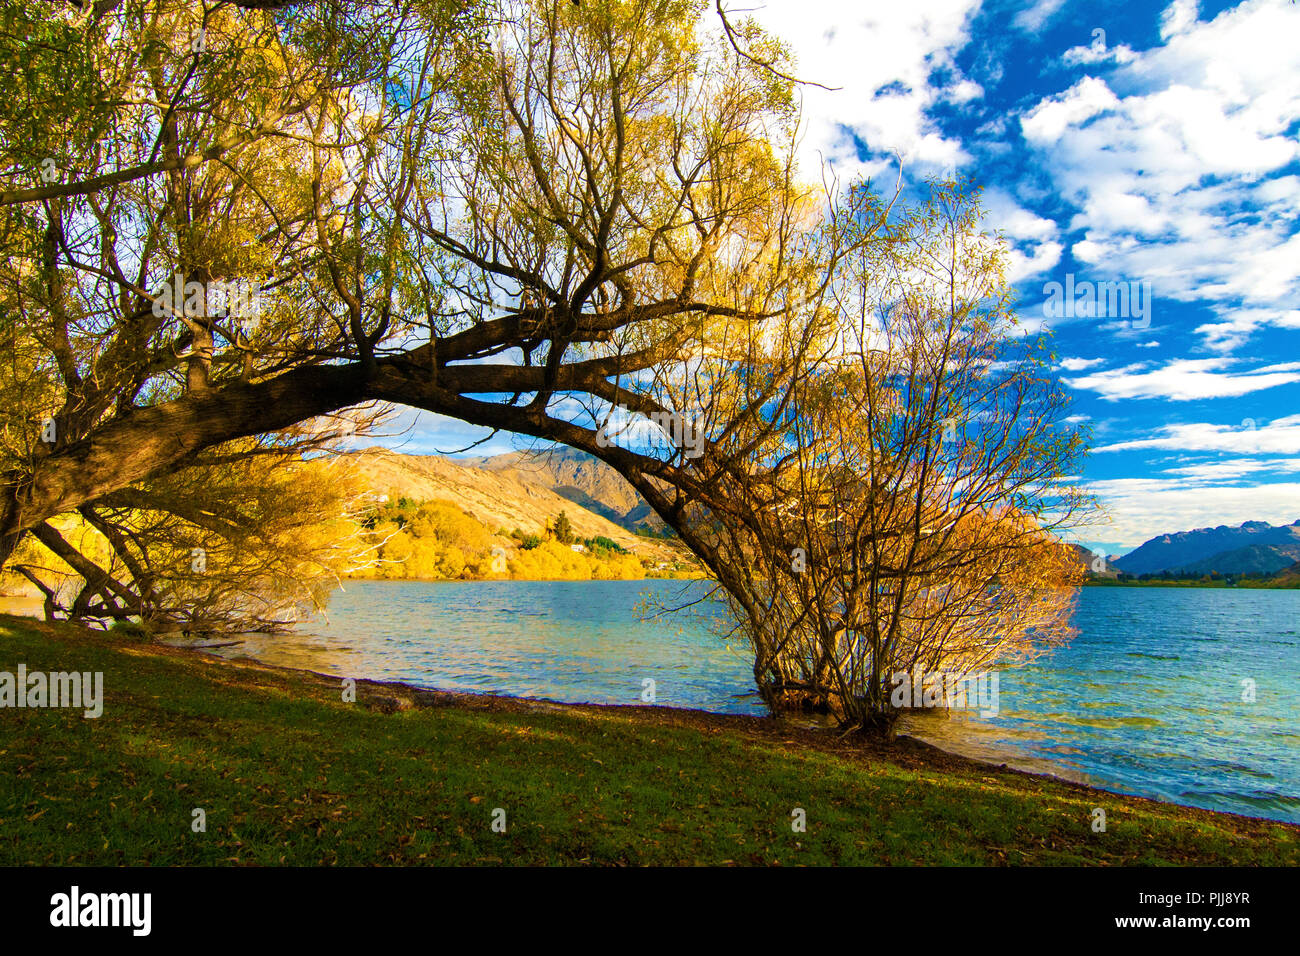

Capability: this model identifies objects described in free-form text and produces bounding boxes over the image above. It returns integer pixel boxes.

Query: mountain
[1271,560,1300,586]
[461,448,669,532]
[343,447,679,559]
[1111,519,1300,576]
[1176,542,1300,576]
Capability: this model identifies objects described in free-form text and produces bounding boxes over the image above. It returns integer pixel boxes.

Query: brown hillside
[345,448,680,559]
[464,448,668,531]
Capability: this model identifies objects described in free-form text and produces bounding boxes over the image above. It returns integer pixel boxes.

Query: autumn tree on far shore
[552,510,574,545]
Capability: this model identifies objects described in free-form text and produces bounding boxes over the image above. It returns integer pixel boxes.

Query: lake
[206,579,1300,824]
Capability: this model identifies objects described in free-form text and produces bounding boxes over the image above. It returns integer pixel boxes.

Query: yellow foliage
[507,540,646,581]
[355,500,648,581]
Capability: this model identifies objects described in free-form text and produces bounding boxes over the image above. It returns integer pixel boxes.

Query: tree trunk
[0,363,368,564]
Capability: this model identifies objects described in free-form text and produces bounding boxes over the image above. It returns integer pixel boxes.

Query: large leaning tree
[0,0,840,558]
[1,0,1089,727]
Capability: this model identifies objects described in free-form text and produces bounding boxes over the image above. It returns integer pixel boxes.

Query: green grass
[2,613,1297,866]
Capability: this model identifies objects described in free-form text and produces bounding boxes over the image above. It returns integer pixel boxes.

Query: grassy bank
[2,614,1296,866]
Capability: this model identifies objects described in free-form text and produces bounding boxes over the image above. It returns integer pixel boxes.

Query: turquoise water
[932,586,1300,824]
[216,579,758,712]
[212,579,1300,824]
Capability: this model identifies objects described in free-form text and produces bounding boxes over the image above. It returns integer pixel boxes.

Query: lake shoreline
[4,612,1297,865]
[6,580,1298,828]
[171,630,1284,831]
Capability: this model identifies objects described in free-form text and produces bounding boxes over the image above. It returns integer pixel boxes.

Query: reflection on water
[4,580,1297,823]
[894,711,1100,785]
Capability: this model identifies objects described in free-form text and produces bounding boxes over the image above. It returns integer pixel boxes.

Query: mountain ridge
[1111,518,1300,576]
[349,449,1298,578]
[459,448,669,533]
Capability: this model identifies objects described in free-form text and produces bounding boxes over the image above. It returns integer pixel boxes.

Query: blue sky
[374,0,1300,555]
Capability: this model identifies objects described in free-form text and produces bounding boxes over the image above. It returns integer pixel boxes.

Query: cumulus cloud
[1020,0,1300,351]
[1020,77,1122,144]
[745,0,983,183]
[1159,0,1200,39]
[1062,37,1138,67]
[980,188,1064,280]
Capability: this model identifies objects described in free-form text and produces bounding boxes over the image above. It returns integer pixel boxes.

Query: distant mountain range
[1110,519,1300,576]
[347,450,1300,579]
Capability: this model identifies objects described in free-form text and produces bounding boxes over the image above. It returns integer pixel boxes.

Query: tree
[665,184,1091,733]
[0,0,831,568]
[7,432,381,631]
[0,0,1094,735]
[553,510,573,545]
[0,0,476,562]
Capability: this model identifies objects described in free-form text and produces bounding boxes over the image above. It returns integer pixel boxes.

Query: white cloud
[1004,240,1064,282]
[1020,77,1121,144]
[1162,458,1300,480]
[373,408,531,458]
[745,0,983,183]
[983,188,1058,241]
[1010,310,1051,336]
[1081,476,1300,548]
[1159,0,1200,40]
[1065,358,1300,401]
[1195,308,1300,353]
[1021,0,1300,351]
[1059,356,1105,371]
[1062,39,1138,67]
[1014,0,1068,32]
[980,188,1063,280]
[1094,414,1300,453]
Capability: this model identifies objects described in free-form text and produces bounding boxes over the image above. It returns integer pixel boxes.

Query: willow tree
[0,0,847,564]
[668,184,1091,734]
[0,0,473,569]
[1,0,1090,728]
[5,431,380,631]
